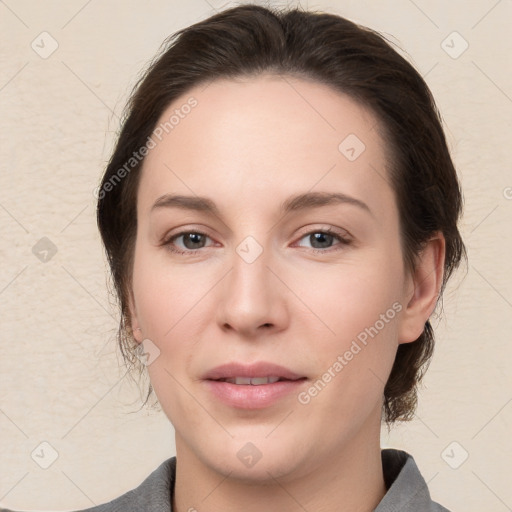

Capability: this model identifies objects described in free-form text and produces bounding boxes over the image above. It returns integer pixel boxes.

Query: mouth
[202,362,307,409]
[203,361,306,382]
[215,376,298,385]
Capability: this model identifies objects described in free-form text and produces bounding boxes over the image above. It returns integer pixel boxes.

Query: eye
[295,228,351,253]
[163,230,214,255]
[162,227,352,256]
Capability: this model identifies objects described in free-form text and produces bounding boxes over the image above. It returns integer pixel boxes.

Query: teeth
[223,376,281,385]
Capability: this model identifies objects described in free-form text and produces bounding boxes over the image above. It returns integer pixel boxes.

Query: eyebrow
[151,191,373,217]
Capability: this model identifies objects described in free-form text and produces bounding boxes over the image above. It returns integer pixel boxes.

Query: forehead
[137,74,394,220]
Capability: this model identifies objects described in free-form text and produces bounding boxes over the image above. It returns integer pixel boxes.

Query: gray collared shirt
[0,449,450,511]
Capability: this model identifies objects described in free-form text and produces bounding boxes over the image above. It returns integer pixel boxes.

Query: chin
[191,429,313,483]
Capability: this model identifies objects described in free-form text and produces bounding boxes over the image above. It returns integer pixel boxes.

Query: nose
[216,242,289,339]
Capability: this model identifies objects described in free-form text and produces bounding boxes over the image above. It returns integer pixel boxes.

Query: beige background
[0,0,511,510]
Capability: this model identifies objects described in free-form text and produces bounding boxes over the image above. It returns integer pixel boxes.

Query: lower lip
[204,379,307,409]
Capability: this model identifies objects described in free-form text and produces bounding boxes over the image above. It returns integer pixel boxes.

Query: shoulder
[1,452,450,512]
[376,449,451,512]
[0,458,176,512]
[75,457,176,512]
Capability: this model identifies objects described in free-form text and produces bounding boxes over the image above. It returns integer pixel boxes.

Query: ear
[398,233,446,344]
[127,289,143,344]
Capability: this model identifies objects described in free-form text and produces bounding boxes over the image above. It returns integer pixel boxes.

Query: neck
[172,416,386,512]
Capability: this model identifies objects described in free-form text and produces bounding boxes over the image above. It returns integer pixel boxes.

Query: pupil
[311,233,332,249]
[185,233,204,249]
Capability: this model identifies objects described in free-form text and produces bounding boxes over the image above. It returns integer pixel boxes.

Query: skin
[128,74,445,512]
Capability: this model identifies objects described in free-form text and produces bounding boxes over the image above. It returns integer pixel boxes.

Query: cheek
[130,246,216,401]
[300,252,405,389]
[131,235,405,350]
[130,235,405,448]
[303,255,404,337]
[297,263,403,417]
[131,247,204,415]
[131,245,207,339]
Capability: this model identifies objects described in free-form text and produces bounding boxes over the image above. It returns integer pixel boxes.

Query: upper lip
[203,362,305,381]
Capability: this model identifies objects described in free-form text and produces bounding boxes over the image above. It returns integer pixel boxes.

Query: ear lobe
[398,233,446,344]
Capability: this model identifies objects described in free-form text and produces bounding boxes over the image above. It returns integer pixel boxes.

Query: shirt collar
[94,448,447,511]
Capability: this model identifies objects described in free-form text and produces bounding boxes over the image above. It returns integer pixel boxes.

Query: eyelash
[162,228,352,256]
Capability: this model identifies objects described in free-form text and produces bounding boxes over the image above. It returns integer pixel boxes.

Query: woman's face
[129,74,425,481]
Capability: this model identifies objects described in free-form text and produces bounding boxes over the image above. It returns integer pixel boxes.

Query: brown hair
[96,4,466,423]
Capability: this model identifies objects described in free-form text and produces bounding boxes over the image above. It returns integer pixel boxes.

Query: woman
[66,4,465,511]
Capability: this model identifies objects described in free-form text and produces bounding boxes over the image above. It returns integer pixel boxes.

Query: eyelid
[162,224,213,242]
[295,224,352,240]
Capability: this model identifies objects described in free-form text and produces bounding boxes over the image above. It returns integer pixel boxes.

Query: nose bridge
[231,234,273,311]
[216,233,286,334]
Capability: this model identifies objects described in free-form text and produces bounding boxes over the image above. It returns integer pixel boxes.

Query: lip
[204,379,307,409]
[203,361,304,381]
[202,362,307,409]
